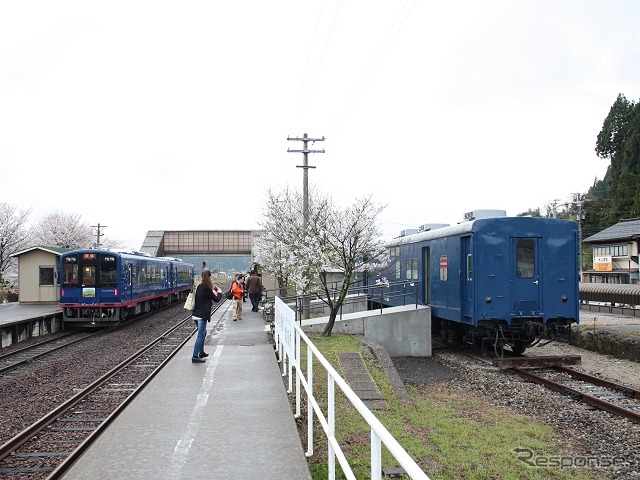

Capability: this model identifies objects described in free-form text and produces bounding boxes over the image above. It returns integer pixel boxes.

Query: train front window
[82,266,96,285]
[516,239,535,278]
[62,255,79,287]
[100,255,118,286]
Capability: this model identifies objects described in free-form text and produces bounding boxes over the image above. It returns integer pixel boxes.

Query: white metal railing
[274,296,430,480]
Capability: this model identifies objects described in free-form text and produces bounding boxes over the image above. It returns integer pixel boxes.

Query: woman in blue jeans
[191,268,222,363]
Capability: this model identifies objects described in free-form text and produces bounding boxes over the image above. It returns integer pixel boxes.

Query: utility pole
[550,199,560,219]
[92,223,106,248]
[287,133,325,320]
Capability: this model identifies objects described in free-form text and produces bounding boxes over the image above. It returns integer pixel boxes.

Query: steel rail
[509,367,640,424]
[0,330,105,376]
[554,366,640,399]
[0,316,195,467]
[0,331,80,360]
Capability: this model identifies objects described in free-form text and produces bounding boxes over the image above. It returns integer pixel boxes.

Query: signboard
[593,255,612,272]
[439,256,448,281]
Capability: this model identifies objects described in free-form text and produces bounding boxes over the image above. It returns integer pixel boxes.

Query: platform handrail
[262,278,420,323]
[274,296,429,480]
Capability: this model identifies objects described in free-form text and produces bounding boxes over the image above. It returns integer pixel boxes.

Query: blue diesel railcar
[59,249,194,327]
[382,216,579,353]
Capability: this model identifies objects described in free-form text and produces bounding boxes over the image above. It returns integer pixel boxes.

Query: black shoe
[199,352,209,358]
[192,357,205,363]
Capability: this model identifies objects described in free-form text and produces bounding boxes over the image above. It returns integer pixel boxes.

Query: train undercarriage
[433,317,575,355]
[62,296,175,327]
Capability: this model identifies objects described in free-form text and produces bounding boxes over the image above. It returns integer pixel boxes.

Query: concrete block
[300,305,431,357]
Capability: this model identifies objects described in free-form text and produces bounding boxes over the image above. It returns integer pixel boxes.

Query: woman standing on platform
[192,268,223,363]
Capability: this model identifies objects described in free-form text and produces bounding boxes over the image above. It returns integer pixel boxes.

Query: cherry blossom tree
[29,211,95,249]
[254,187,330,298]
[0,202,31,282]
[255,186,389,336]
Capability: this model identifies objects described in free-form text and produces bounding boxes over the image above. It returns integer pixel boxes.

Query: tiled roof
[10,246,72,257]
[583,218,640,244]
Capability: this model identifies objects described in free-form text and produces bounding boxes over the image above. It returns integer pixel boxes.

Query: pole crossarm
[287,136,325,142]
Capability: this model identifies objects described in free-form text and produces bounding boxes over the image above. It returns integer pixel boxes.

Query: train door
[461,235,472,322]
[125,264,133,300]
[511,237,541,315]
[422,246,430,304]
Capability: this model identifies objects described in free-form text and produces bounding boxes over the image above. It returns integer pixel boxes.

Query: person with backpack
[231,273,245,321]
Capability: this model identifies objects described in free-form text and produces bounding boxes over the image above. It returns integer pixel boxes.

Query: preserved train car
[382,215,579,353]
[59,249,194,327]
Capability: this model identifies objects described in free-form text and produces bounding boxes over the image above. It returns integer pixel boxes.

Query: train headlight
[561,295,568,302]
[485,297,492,304]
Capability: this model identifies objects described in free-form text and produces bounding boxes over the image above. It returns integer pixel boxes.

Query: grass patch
[291,334,599,480]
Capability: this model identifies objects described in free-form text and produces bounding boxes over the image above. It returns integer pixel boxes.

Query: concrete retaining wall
[300,305,432,357]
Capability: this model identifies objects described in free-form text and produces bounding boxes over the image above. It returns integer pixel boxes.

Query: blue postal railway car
[59,249,194,327]
[382,216,579,354]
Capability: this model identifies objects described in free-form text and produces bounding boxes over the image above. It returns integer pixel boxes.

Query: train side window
[516,239,535,278]
[136,266,145,284]
[395,260,400,279]
[466,254,472,281]
[406,258,418,280]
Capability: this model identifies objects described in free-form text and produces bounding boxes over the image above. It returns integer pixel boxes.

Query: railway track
[499,361,640,425]
[437,340,640,425]
[0,304,221,479]
[0,330,104,376]
[0,299,202,377]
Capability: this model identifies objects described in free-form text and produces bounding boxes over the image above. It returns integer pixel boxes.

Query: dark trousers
[249,292,261,311]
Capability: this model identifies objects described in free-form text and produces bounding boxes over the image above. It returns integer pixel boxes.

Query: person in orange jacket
[231,273,244,321]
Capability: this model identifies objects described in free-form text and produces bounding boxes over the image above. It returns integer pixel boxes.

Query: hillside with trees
[517,93,640,270]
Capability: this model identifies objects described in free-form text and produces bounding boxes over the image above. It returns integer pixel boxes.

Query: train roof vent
[463,209,507,221]
[399,228,419,237]
[418,223,450,232]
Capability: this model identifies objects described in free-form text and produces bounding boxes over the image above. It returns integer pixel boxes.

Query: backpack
[225,283,235,300]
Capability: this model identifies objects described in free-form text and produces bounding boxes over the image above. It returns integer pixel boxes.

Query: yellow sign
[594,263,611,271]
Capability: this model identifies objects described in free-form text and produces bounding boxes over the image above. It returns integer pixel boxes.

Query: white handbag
[184,289,196,311]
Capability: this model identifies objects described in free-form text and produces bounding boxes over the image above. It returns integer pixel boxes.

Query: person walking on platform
[231,273,244,321]
[245,270,263,312]
[192,268,223,363]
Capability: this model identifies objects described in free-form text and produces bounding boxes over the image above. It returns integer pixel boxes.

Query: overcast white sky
[1,1,638,250]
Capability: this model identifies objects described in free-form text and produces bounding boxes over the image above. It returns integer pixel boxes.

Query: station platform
[61,301,312,480]
[0,302,63,347]
[0,302,61,327]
